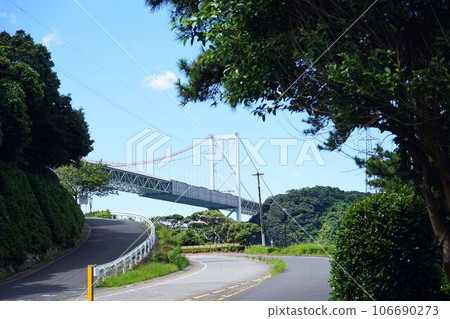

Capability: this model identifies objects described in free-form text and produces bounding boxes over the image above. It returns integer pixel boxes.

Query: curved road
[95,254,272,301]
[94,254,330,301]
[228,255,331,301]
[0,217,331,301]
[0,218,147,301]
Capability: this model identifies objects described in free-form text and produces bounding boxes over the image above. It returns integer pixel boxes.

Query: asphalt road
[94,254,330,301]
[94,254,272,301]
[0,218,147,301]
[228,255,331,301]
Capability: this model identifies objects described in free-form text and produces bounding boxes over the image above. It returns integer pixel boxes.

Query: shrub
[168,247,189,270]
[27,173,84,248]
[151,224,181,263]
[85,210,115,219]
[244,244,332,256]
[330,187,442,300]
[0,162,84,269]
[181,244,245,253]
[0,162,52,267]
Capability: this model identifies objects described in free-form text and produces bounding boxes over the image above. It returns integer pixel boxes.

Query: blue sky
[0,0,394,220]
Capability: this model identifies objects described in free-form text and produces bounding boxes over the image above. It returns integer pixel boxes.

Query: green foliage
[176,228,204,246]
[243,245,277,255]
[356,147,413,192]
[226,222,261,246]
[244,243,333,256]
[155,214,185,229]
[183,210,234,243]
[330,187,442,300]
[0,30,89,275]
[0,162,84,268]
[180,244,245,253]
[147,0,449,162]
[96,262,179,287]
[155,211,260,246]
[167,247,189,270]
[151,224,188,271]
[0,162,51,266]
[250,186,366,246]
[85,210,115,219]
[56,160,116,202]
[148,1,450,281]
[247,256,287,277]
[317,203,348,245]
[0,30,92,166]
[0,79,31,162]
[151,223,181,263]
[27,172,84,248]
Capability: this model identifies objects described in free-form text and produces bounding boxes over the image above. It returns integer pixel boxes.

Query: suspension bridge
[89,133,261,221]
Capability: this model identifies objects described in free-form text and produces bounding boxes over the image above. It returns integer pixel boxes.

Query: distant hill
[250,186,367,246]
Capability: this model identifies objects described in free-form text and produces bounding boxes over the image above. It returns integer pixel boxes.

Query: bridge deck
[107,167,258,215]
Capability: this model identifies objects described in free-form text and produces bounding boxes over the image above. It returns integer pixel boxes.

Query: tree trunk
[439,177,450,282]
[419,168,450,283]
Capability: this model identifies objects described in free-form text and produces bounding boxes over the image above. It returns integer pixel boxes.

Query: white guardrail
[93,211,156,282]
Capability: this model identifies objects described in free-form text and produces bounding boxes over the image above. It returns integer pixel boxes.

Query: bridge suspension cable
[105,135,213,168]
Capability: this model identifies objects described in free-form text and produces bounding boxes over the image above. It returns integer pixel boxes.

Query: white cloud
[0,12,17,25]
[142,71,177,90]
[42,30,63,48]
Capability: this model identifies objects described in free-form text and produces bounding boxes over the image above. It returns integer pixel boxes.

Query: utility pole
[253,172,266,246]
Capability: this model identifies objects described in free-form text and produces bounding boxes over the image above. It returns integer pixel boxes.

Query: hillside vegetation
[250,186,367,246]
[0,163,84,278]
[0,31,91,279]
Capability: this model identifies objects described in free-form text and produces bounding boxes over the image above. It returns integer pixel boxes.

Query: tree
[176,228,205,246]
[0,30,92,167]
[250,186,366,246]
[330,187,442,300]
[317,202,349,245]
[356,146,413,192]
[147,0,450,280]
[155,214,185,229]
[56,160,116,211]
[183,210,233,243]
[226,222,260,246]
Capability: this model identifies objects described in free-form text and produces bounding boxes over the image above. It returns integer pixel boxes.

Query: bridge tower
[208,133,242,222]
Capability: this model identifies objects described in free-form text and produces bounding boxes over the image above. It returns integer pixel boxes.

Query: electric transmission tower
[358,128,379,193]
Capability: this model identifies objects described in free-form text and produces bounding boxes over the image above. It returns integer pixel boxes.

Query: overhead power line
[71,0,200,126]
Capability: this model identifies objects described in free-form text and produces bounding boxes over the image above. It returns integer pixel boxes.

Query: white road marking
[95,259,208,300]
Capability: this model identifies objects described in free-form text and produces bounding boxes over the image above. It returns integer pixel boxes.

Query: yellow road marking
[186,275,271,301]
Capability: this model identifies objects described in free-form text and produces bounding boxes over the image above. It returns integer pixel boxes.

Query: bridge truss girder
[107,168,171,195]
[106,167,258,216]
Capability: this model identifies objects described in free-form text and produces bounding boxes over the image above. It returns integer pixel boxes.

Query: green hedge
[27,172,84,248]
[85,210,115,219]
[181,245,245,253]
[244,243,333,256]
[330,187,442,300]
[0,162,84,269]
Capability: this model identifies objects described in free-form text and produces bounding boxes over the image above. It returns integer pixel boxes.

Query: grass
[247,256,287,276]
[244,243,333,256]
[96,262,180,287]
